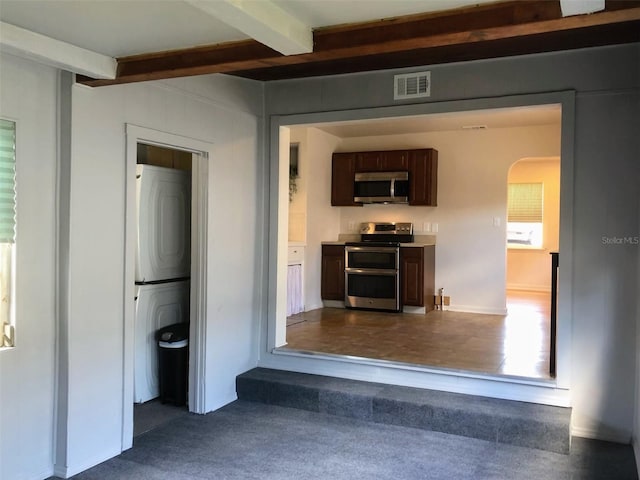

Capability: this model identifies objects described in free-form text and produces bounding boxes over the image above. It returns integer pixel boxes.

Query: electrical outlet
[348,221,355,232]
[432,223,438,233]
[434,295,451,306]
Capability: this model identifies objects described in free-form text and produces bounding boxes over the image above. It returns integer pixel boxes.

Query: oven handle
[345,268,397,276]
[345,246,399,253]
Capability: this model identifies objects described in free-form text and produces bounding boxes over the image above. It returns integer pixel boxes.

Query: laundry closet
[134,144,192,405]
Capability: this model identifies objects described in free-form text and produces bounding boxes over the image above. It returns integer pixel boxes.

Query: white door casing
[124,124,211,450]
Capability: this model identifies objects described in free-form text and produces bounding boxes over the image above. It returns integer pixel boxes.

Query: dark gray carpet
[60,400,636,480]
[237,367,571,453]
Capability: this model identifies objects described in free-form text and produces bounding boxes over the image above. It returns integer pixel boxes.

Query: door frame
[123,124,211,449]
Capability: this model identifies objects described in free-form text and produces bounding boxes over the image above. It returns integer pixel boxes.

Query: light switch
[422,222,431,232]
[432,223,438,233]
[493,217,501,227]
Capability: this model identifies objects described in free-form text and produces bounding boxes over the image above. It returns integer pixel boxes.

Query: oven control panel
[359,222,413,235]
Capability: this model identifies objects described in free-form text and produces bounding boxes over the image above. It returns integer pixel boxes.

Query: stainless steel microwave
[354,171,409,204]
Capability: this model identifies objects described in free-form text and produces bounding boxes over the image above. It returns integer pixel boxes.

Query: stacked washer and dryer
[134,164,191,404]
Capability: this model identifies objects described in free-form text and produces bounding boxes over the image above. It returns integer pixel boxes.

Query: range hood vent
[394,71,431,100]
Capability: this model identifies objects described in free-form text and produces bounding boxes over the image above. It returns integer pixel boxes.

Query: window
[0,119,16,347]
[507,182,543,248]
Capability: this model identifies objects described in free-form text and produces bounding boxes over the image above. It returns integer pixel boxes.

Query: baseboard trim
[571,425,632,444]
[507,284,552,292]
[403,305,426,314]
[55,446,121,478]
[305,302,324,311]
[322,300,345,309]
[205,392,238,415]
[447,304,508,315]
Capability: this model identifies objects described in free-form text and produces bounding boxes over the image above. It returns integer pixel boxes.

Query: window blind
[507,183,543,223]
[0,119,16,244]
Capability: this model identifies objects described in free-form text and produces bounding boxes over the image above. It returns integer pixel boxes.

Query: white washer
[134,280,190,403]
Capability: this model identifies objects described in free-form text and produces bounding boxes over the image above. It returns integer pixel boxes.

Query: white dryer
[135,164,191,282]
[134,280,190,404]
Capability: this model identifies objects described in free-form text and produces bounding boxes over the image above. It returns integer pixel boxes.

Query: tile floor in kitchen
[284,290,552,379]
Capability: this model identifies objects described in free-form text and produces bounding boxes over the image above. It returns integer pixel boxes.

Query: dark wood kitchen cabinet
[321,245,345,301]
[408,149,438,206]
[331,149,437,206]
[381,150,409,171]
[355,150,409,172]
[331,153,360,206]
[401,245,435,311]
[355,151,382,172]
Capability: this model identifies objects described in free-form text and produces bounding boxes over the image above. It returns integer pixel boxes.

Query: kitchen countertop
[322,234,436,247]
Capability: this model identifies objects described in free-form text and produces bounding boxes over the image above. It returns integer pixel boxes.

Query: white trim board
[263,90,576,410]
[507,284,552,292]
[264,350,569,407]
[447,305,508,315]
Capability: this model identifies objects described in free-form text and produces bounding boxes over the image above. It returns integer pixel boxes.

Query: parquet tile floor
[284,290,552,379]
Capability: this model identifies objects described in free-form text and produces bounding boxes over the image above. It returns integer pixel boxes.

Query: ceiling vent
[394,71,431,100]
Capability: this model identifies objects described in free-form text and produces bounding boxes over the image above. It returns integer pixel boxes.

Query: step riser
[237,369,570,455]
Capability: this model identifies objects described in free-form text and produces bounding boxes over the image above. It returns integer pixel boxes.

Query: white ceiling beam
[559,0,605,17]
[0,22,116,79]
[185,0,313,55]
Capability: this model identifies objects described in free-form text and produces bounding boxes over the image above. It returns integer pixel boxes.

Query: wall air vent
[394,71,431,100]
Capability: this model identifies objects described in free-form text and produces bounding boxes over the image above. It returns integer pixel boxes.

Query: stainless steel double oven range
[345,222,414,312]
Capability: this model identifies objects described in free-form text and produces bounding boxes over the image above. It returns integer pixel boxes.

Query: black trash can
[156,322,189,406]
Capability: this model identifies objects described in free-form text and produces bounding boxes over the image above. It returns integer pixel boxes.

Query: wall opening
[265,91,574,406]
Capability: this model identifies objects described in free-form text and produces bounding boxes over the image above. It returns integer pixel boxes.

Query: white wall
[0,53,58,480]
[301,128,342,312]
[288,129,307,243]
[57,74,264,476]
[335,125,560,313]
[506,158,560,291]
[286,126,342,314]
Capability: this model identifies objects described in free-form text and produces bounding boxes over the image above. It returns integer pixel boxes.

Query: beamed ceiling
[1,1,638,87]
[75,0,640,87]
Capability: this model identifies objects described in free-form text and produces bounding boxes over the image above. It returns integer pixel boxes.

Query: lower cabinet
[321,244,435,310]
[401,246,435,311]
[321,244,345,301]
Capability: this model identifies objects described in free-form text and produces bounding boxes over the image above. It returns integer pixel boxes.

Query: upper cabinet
[354,150,409,172]
[381,150,409,171]
[408,149,438,206]
[355,151,382,172]
[331,148,437,207]
[331,152,359,206]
